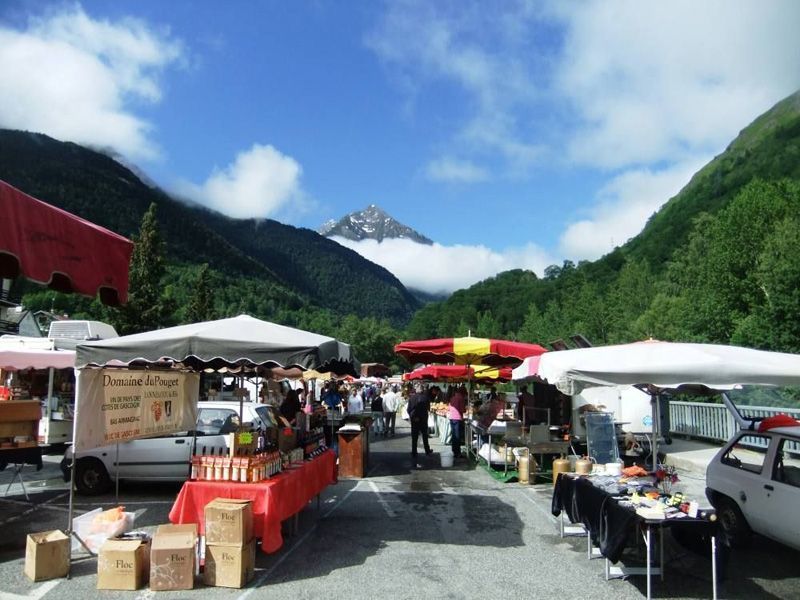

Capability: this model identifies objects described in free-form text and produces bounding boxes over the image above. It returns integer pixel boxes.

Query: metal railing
[669,400,800,453]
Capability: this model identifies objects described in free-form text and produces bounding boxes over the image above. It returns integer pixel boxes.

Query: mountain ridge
[319,204,433,244]
[0,129,421,326]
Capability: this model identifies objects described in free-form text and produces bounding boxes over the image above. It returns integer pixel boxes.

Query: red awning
[0,180,133,305]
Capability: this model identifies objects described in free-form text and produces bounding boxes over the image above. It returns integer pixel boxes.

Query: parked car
[706,416,800,549]
[62,401,279,495]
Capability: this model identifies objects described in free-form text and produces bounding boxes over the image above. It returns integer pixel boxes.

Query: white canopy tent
[67,315,358,553]
[0,348,75,371]
[512,340,800,466]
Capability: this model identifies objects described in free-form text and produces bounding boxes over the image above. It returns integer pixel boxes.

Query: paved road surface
[0,424,798,599]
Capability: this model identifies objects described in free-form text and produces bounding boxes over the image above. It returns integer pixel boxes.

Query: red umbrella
[395,336,547,368]
[404,365,475,382]
[403,364,513,383]
[0,180,133,305]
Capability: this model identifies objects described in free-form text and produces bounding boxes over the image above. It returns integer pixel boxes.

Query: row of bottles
[298,427,326,459]
[189,445,282,483]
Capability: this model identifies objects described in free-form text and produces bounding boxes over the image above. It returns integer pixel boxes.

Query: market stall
[0,338,77,445]
[70,314,357,557]
[0,343,77,497]
[525,339,800,468]
[395,336,547,481]
[526,340,800,599]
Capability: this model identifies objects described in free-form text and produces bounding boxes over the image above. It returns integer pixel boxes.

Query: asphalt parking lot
[1,426,799,599]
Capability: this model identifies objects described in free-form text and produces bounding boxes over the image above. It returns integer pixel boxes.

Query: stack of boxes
[203,498,255,588]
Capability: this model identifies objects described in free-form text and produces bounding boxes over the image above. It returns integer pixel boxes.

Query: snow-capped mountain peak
[318,205,433,244]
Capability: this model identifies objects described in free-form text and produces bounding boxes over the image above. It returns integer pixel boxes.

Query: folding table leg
[4,464,29,501]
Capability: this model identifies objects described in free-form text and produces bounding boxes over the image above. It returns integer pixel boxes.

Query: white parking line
[235,481,364,600]
[0,579,61,600]
[368,480,397,518]
[516,487,558,522]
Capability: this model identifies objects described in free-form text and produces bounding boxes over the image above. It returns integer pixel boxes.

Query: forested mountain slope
[0,129,420,325]
[406,91,800,355]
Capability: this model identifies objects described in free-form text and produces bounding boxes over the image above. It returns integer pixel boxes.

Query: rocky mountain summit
[319,204,433,244]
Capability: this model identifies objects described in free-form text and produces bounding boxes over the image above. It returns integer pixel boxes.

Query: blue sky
[1,1,799,294]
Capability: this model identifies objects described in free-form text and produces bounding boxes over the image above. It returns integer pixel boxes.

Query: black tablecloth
[0,446,43,471]
[552,473,716,564]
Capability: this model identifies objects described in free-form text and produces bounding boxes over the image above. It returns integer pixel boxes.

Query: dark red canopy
[0,180,133,305]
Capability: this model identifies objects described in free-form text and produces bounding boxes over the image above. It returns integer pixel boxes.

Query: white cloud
[0,5,183,161]
[425,157,488,183]
[558,157,709,260]
[178,144,306,219]
[551,0,800,169]
[366,1,545,176]
[331,236,555,295]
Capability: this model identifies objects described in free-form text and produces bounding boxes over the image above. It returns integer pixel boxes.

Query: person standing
[407,384,433,467]
[370,390,385,436]
[382,385,400,436]
[517,384,535,425]
[279,388,301,425]
[321,382,342,412]
[448,385,466,458]
[348,387,364,414]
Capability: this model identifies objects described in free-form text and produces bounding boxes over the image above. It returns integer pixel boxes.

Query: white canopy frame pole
[66,367,93,572]
[652,392,660,471]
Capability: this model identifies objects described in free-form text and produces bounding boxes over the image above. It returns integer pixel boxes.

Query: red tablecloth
[168,450,336,553]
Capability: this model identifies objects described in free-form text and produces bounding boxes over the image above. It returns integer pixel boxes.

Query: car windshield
[725,385,800,410]
[196,407,240,435]
[255,405,278,428]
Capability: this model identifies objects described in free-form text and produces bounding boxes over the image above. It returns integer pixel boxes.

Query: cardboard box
[24,530,70,581]
[150,524,197,591]
[203,540,255,588]
[97,538,149,590]
[204,498,253,547]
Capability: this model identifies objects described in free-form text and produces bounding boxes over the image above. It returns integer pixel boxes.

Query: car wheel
[716,496,752,548]
[75,458,112,495]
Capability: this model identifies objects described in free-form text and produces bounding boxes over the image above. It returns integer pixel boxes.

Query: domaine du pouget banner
[75,369,199,452]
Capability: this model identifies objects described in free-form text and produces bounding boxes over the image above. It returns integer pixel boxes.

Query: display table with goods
[169,448,336,553]
[0,399,43,500]
[466,420,521,483]
[551,469,719,600]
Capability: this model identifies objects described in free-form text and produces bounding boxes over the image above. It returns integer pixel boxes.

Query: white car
[705,422,800,549]
[62,401,279,495]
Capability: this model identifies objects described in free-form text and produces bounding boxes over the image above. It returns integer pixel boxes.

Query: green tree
[186,263,214,323]
[605,259,656,343]
[732,216,800,351]
[111,202,174,334]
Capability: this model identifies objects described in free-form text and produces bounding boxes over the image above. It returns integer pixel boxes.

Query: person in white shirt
[348,387,364,414]
[381,385,400,437]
